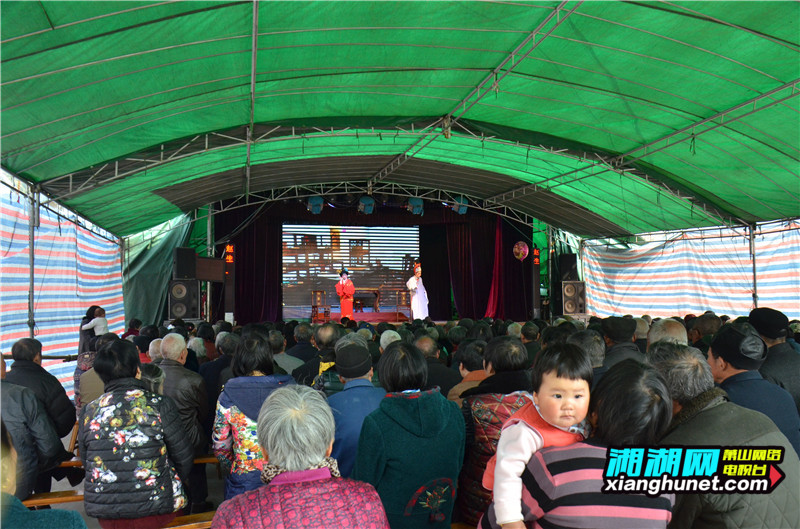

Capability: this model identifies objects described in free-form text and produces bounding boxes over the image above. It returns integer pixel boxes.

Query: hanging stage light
[451,195,467,214]
[406,197,424,216]
[307,195,324,214]
[358,195,376,214]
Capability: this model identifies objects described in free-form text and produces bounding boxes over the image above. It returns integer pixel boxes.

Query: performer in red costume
[335,268,355,320]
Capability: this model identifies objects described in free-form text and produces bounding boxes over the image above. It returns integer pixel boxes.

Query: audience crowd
[2,305,799,529]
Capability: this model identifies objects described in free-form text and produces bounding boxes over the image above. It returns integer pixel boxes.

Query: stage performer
[406,263,429,320]
[336,269,355,320]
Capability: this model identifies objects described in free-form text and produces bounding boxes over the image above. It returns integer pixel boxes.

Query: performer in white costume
[405,262,429,320]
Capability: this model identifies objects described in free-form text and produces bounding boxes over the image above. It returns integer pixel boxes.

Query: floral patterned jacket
[212,374,295,474]
[78,378,194,520]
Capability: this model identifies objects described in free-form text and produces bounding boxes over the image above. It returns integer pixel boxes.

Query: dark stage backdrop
[213,201,534,324]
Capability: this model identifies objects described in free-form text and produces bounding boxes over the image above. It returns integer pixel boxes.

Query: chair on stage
[395,289,411,322]
[311,290,331,323]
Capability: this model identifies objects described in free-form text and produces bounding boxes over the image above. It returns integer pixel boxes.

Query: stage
[285,307,411,325]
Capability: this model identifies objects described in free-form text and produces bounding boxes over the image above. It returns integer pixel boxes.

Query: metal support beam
[368,1,581,187]
[245,0,260,197]
[749,224,758,309]
[27,188,40,338]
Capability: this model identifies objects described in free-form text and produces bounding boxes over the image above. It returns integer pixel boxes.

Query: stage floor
[284,306,411,324]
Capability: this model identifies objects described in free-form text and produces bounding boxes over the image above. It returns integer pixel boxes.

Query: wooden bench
[164,511,215,528]
[22,490,83,508]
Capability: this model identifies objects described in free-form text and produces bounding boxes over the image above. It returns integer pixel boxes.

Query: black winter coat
[1,380,67,499]
[6,359,76,438]
[78,378,194,520]
[159,359,208,455]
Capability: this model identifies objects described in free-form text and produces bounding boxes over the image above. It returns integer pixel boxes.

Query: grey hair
[646,342,713,406]
[160,333,186,361]
[257,385,335,471]
[356,328,373,342]
[216,332,241,356]
[647,318,688,349]
[634,318,650,340]
[567,330,605,368]
[380,330,401,350]
[148,338,163,361]
[507,322,522,339]
[335,332,368,352]
[187,337,206,360]
[215,331,229,349]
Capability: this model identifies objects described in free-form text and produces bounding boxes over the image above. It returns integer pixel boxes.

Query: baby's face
[533,371,590,429]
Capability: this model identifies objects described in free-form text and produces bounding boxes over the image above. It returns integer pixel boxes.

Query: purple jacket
[211,468,389,529]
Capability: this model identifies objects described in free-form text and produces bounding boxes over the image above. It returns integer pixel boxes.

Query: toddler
[81,307,109,336]
[486,343,592,528]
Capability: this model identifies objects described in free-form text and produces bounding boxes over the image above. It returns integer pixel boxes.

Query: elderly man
[751,307,800,413]
[649,342,800,529]
[647,318,688,350]
[601,316,642,369]
[292,323,338,386]
[160,332,211,514]
[285,323,318,363]
[706,321,800,456]
[687,312,722,354]
[416,335,461,397]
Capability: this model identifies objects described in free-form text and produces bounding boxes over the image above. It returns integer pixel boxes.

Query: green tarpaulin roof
[2,1,798,238]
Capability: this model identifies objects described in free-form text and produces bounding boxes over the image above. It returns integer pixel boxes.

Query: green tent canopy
[2,1,798,238]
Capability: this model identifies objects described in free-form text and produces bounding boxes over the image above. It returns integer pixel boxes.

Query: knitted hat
[335,344,372,378]
[749,308,788,339]
[710,322,767,370]
[601,317,637,342]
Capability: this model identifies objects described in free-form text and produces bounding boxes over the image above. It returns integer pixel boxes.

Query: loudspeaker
[562,281,586,315]
[173,247,196,279]
[559,253,579,281]
[169,279,200,319]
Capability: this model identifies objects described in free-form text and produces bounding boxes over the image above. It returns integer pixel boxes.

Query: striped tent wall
[1,188,124,399]
[583,221,800,320]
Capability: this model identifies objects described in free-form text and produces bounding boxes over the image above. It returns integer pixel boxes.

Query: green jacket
[660,388,800,529]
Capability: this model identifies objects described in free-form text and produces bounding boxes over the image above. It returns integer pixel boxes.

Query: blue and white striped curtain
[1,188,125,399]
[583,221,800,320]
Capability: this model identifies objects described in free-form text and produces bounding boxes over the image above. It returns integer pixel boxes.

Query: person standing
[336,269,355,320]
[406,262,429,320]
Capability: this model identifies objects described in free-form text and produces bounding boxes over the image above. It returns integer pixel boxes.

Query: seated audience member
[647,317,688,350]
[357,327,382,364]
[687,312,721,354]
[447,340,488,407]
[292,323,338,385]
[456,336,533,525]
[196,323,218,362]
[707,321,800,456]
[148,337,163,364]
[380,329,401,353]
[519,322,540,367]
[417,335,462,397]
[1,360,68,500]
[6,338,75,439]
[139,325,160,340]
[539,323,575,354]
[199,332,240,437]
[188,336,208,364]
[481,360,674,528]
[634,317,650,353]
[447,325,467,355]
[77,333,120,413]
[328,343,386,477]
[750,307,800,413]
[567,329,606,389]
[213,333,296,499]
[270,330,303,374]
[506,322,522,340]
[160,333,211,514]
[1,421,87,529]
[482,344,592,528]
[79,340,193,529]
[601,316,642,369]
[121,318,142,340]
[649,342,800,529]
[285,323,318,363]
[133,335,152,364]
[353,342,464,528]
[212,385,390,528]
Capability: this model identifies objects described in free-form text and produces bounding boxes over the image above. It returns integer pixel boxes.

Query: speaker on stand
[169,279,200,320]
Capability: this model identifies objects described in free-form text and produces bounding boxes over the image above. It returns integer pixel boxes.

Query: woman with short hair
[353,342,465,529]
[211,385,389,528]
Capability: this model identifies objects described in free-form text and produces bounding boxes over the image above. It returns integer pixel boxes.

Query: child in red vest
[484,344,592,528]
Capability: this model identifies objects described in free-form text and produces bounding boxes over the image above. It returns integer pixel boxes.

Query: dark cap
[335,343,372,378]
[601,317,637,343]
[749,308,788,339]
[710,322,767,370]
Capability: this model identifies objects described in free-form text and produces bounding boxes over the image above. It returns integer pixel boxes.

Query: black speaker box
[173,247,196,279]
[169,279,200,320]
[559,253,579,281]
[562,281,586,315]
